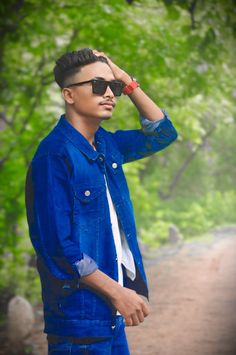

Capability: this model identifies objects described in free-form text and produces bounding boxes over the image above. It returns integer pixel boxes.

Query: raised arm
[93,50,178,163]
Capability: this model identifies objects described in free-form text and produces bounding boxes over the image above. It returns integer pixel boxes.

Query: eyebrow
[94,76,116,81]
[94,76,105,80]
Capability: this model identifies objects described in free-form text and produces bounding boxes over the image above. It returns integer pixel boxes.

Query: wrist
[123,78,139,95]
[107,282,123,301]
[120,72,133,86]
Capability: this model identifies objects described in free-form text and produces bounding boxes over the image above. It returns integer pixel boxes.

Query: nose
[103,84,114,98]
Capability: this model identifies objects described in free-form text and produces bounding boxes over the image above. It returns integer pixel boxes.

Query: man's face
[63,62,118,121]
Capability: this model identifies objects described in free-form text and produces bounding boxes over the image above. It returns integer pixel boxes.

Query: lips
[99,101,115,108]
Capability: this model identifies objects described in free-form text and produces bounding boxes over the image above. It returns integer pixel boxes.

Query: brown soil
[126,233,236,355]
[2,232,236,354]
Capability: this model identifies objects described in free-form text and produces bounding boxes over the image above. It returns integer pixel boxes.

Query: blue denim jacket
[25,110,177,337]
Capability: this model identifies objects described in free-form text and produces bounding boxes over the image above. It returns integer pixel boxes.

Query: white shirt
[104,175,136,315]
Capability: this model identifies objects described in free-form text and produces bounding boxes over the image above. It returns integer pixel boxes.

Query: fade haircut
[53,48,109,89]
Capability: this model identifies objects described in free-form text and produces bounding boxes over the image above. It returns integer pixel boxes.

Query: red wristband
[123,79,139,95]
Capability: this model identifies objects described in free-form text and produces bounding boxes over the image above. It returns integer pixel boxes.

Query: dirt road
[126,233,236,355]
[4,232,236,355]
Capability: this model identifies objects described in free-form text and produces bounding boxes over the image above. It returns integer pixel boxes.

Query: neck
[65,109,101,148]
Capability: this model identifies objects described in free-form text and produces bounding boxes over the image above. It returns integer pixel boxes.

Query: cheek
[75,93,99,112]
[76,90,89,104]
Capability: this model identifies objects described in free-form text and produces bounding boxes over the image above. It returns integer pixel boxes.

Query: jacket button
[99,155,104,161]
[112,162,118,169]
[84,190,91,196]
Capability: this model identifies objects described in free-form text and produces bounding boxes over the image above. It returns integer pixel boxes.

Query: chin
[99,113,113,121]
[102,115,112,120]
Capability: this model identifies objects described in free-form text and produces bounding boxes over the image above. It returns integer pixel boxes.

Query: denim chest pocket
[73,184,106,230]
[74,184,105,214]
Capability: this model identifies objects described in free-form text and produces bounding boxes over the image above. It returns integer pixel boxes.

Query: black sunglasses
[66,79,124,96]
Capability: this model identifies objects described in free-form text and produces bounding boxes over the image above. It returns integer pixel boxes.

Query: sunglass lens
[110,81,123,96]
[91,79,123,96]
[92,80,107,95]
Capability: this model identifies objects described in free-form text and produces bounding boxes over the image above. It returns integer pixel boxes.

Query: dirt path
[4,232,236,355]
[126,234,236,355]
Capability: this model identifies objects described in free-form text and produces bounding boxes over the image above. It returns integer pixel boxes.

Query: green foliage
[0,220,41,304]
[140,218,171,248]
[204,190,236,226]
[0,0,236,301]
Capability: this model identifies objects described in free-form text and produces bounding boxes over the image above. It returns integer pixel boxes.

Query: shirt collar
[56,114,106,161]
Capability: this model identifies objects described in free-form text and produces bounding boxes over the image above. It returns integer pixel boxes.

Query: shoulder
[32,125,74,163]
[97,126,120,149]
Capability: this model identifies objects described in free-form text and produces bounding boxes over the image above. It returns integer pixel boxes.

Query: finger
[92,50,101,56]
[93,50,110,60]
[131,313,140,326]
[124,317,133,327]
[93,50,105,56]
[142,302,150,317]
[137,309,145,323]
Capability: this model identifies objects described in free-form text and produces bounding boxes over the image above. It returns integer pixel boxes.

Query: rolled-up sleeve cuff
[73,253,98,278]
[140,109,171,133]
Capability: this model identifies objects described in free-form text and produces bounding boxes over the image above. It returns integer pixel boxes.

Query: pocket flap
[74,185,105,203]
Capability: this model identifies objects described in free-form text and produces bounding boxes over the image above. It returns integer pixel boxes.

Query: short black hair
[53,48,109,88]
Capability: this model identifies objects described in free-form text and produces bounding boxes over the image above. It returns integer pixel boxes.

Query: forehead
[75,61,115,81]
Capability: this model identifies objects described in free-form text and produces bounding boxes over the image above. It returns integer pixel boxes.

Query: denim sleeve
[110,109,178,163]
[25,154,98,279]
[73,254,98,278]
[140,109,171,133]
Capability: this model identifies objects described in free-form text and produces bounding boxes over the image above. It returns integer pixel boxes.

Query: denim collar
[56,114,106,161]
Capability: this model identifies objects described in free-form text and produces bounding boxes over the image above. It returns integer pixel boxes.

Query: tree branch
[0,27,80,171]
[187,0,199,29]
[159,124,217,200]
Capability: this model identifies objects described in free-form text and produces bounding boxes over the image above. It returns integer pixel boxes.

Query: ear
[61,88,75,104]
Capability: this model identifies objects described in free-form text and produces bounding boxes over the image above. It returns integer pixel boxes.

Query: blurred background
[0,0,236,353]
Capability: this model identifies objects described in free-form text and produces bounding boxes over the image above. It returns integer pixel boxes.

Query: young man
[25,48,178,354]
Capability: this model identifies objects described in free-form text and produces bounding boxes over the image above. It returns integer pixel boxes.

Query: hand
[92,49,132,85]
[110,286,150,326]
